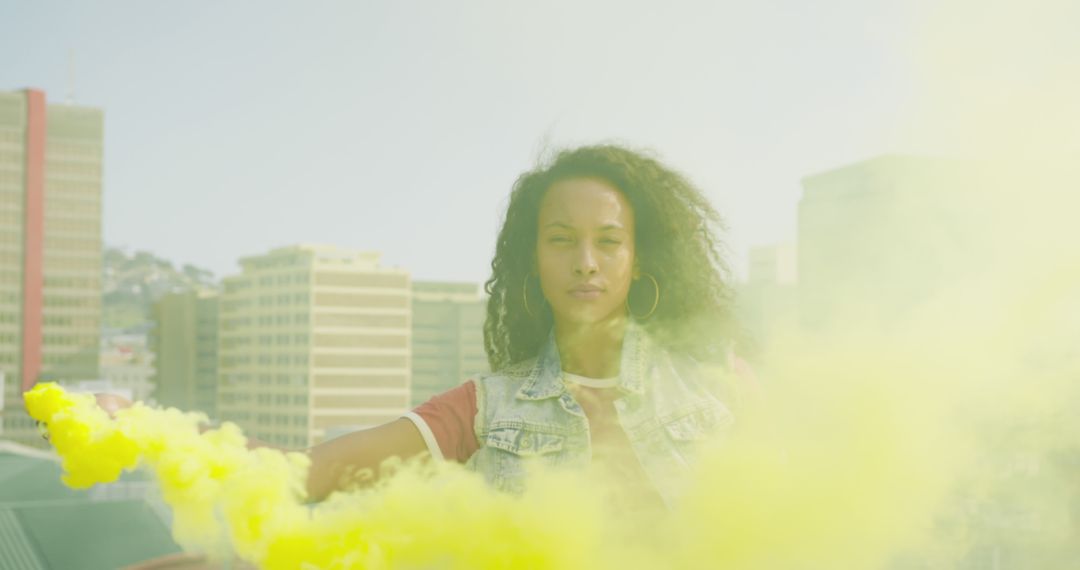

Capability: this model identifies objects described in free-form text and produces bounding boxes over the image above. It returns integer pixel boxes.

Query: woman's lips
[569,287,603,300]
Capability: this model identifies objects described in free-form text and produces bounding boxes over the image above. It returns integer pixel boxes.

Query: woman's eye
[600,238,622,245]
[549,236,571,243]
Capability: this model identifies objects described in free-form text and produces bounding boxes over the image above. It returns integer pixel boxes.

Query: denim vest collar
[515,320,650,401]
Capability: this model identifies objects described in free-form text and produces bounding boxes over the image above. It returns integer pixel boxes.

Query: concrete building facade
[737,243,799,346]
[410,281,487,407]
[797,156,981,331]
[217,245,411,448]
[0,89,102,445]
[151,290,219,417]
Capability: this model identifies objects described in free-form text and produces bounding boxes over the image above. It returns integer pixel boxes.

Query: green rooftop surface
[0,440,183,570]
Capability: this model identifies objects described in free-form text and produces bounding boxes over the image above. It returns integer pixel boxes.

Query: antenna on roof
[66,48,75,104]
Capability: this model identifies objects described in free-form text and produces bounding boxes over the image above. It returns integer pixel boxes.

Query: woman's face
[535,177,637,327]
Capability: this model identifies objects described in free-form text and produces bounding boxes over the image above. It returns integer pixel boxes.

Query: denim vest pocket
[481,422,571,494]
[484,422,566,456]
[661,403,734,442]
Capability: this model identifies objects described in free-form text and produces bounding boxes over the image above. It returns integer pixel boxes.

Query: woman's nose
[573,245,599,275]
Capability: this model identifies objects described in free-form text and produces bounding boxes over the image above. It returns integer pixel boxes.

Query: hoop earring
[522,276,536,318]
[627,273,660,320]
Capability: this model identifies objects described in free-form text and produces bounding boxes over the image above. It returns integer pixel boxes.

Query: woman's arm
[304,418,427,502]
[94,394,429,502]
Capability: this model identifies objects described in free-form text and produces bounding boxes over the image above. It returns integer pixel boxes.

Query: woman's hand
[94,392,133,418]
[38,392,134,441]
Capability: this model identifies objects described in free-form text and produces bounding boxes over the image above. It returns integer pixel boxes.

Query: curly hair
[482,144,741,372]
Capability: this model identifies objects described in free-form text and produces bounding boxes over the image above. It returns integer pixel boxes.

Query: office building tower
[798,156,980,330]
[151,289,219,416]
[0,89,102,445]
[217,245,410,447]
[411,281,486,407]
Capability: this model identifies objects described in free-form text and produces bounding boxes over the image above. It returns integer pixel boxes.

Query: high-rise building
[797,156,981,331]
[0,89,103,445]
[747,243,797,288]
[150,289,219,416]
[411,281,487,407]
[737,243,798,345]
[217,245,411,448]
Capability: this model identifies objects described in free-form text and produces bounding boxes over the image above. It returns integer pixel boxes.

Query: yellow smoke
[25,383,609,569]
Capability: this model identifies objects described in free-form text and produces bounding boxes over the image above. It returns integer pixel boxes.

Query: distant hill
[103,247,218,332]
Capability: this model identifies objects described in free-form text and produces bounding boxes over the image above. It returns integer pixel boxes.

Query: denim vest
[464,322,735,509]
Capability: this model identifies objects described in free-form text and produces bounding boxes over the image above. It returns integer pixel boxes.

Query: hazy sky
[1,0,920,282]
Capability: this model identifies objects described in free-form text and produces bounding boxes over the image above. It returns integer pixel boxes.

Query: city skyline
[0,86,897,288]
[0,1,930,283]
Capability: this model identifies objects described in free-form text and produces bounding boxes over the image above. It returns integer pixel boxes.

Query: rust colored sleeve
[410,380,481,463]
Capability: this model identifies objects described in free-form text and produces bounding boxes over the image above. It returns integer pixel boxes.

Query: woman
[97,144,752,510]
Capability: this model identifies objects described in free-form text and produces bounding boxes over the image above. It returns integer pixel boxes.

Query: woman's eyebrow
[542,221,626,231]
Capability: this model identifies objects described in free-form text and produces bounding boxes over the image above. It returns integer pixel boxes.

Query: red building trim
[21,89,46,392]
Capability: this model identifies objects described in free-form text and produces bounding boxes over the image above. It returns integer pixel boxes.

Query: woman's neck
[554,314,628,379]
